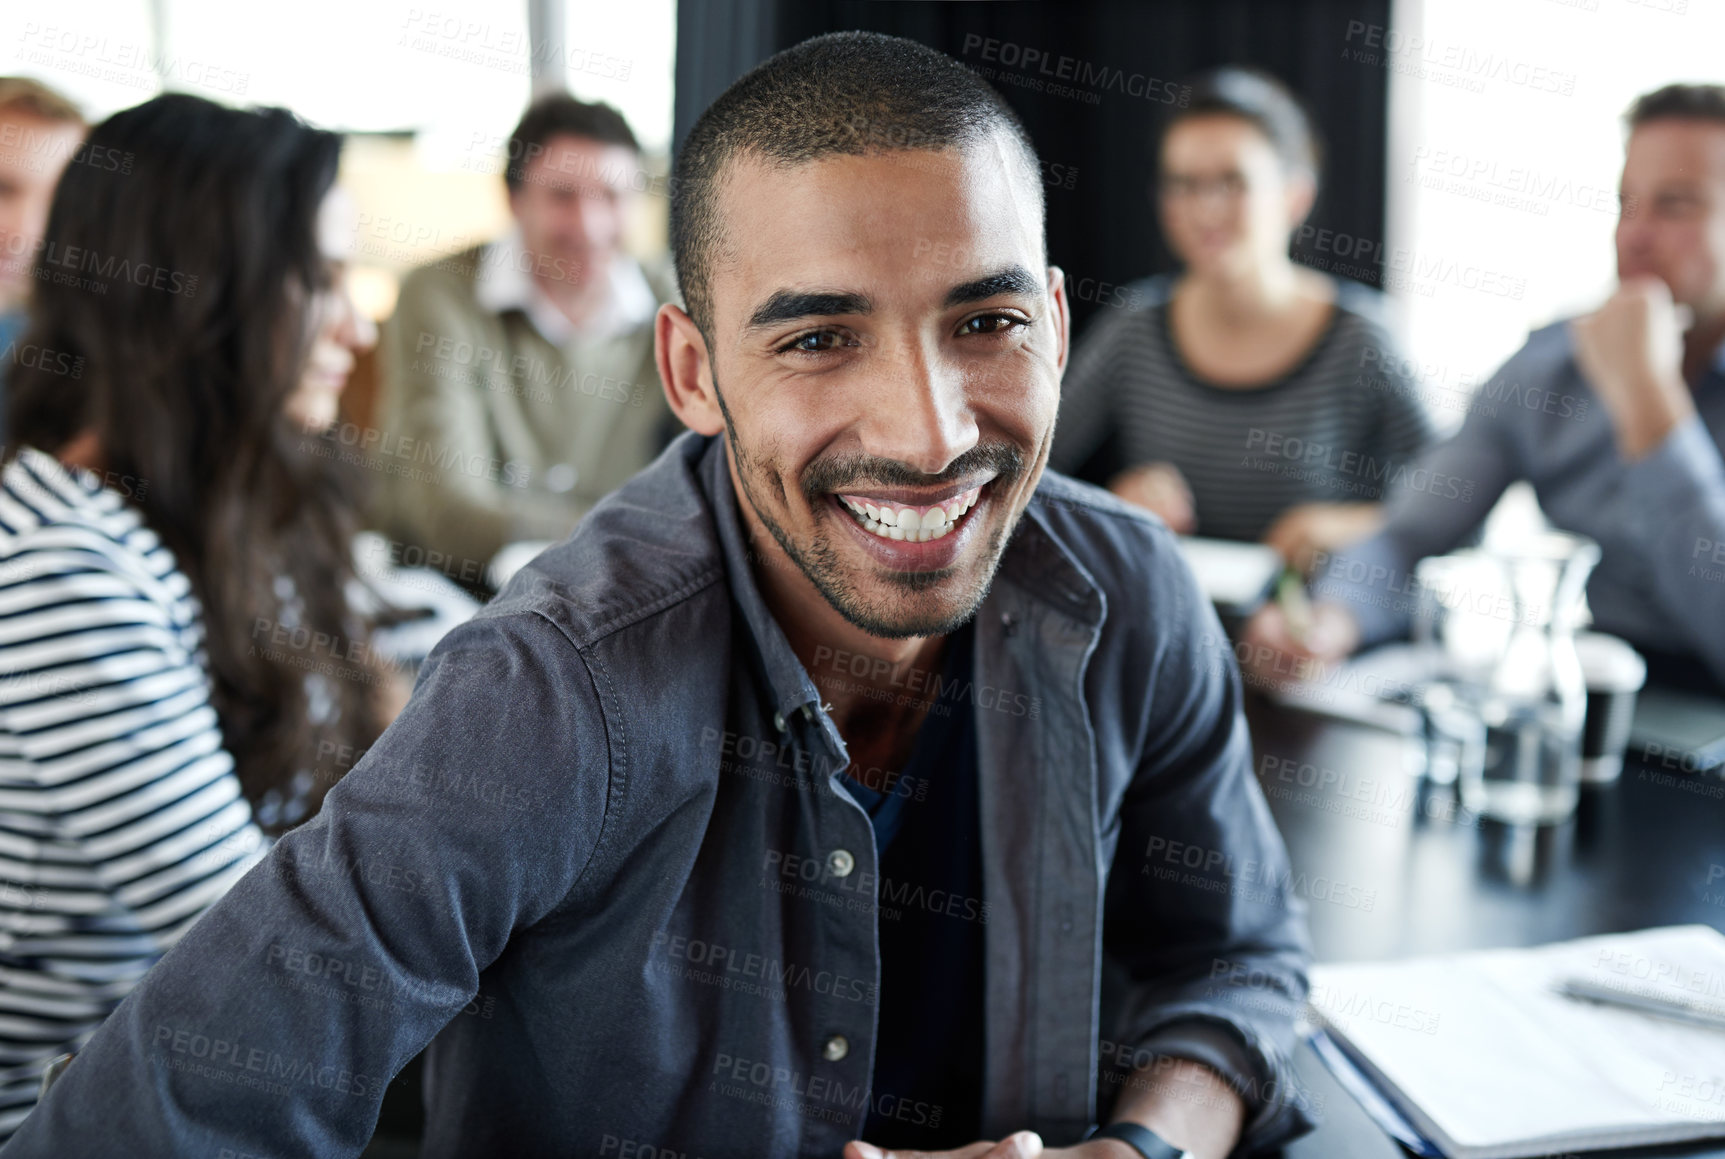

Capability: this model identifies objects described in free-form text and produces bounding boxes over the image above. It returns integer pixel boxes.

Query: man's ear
[655,303,723,436]
[1285,171,1318,234]
[1047,265,1072,374]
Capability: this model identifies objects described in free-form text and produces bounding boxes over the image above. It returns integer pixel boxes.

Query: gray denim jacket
[3,433,1313,1158]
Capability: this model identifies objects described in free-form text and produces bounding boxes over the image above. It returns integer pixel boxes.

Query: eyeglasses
[1158,173,1249,202]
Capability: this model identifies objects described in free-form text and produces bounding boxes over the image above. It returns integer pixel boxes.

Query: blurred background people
[1050,67,1433,571]
[0,77,84,440]
[373,93,681,585]
[0,93,400,1137]
[1248,84,1725,691]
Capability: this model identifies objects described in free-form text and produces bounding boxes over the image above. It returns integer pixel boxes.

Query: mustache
[800,443,1024,504]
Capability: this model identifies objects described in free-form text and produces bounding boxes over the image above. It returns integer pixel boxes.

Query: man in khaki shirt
[375,94,680,582]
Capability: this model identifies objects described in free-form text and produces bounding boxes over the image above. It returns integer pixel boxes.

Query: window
[1386,0,1723,413]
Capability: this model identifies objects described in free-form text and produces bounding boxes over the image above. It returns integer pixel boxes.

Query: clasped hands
[843,1132,1136,1159]
[841,1057,1240,1159]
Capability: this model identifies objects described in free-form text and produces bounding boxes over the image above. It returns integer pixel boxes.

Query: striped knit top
[0,447,266,1140]
[1050,279,1436,542]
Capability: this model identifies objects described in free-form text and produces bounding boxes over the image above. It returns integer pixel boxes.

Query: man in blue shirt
[1246,84,1725,690]
[5,34,1312,1159]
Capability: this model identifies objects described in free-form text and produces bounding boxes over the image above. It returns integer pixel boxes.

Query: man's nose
[569,196,613,247]
[859,341,978,478]
[1616,207,1654,256]
[339,292,378,354]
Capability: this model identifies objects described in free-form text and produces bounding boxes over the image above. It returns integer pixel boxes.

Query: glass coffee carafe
[1414,532,1601,825]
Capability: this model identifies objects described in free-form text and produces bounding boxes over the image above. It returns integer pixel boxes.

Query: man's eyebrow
[746,290,874,331]
[945,265,1043,307]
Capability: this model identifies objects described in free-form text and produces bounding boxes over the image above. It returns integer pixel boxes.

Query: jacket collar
[698,433,828,732]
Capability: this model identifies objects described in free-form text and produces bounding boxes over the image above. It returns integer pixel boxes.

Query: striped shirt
[1050,279,1435,542]
[0,447,266,1140]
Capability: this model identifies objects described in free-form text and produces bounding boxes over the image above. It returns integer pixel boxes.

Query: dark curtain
[673,0,1394,337]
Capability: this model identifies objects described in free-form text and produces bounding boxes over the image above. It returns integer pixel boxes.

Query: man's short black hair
[505,92,639,193]
[1628,83,1725,130]
[670,30,1045,339]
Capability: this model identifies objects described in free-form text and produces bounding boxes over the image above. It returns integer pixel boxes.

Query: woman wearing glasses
[1051,67,1434,574]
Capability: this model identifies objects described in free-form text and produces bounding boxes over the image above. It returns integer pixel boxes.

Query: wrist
[1612,373,1692,461]
[1087,1121,1196,1159]
[1616,406,1681,461]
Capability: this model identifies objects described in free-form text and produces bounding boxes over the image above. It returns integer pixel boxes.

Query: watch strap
[1086,1121,1191,1159]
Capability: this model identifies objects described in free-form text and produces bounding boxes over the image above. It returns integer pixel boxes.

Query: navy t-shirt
[839,621,986,1148]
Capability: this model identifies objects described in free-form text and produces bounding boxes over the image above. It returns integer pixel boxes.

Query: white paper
[1311,926,1725,1159]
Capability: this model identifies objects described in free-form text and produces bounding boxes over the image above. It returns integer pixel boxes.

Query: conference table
[1249,693,1725,1159]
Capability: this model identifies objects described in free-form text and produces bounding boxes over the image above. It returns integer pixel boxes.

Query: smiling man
[3,33,1311,1159]
[374,92,680,586]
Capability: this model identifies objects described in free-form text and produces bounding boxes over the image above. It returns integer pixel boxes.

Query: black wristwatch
[1086,1121,1195,1159]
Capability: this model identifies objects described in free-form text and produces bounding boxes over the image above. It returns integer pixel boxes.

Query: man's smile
[833,482,987,542]
[816,479,999,575]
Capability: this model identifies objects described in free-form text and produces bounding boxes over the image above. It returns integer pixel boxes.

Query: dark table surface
[1246,693,1725,1159]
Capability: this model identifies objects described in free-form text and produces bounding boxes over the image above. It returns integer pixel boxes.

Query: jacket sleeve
[1100,544,1316,1154]
[1615,414,1725,686]
[0,610,611,1158]
[374,272,591,567]
[1310,347,1530,646]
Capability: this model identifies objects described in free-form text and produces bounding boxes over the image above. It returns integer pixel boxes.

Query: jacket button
[826,849,855,878]
[822,1035,849,1061]
[773,711,788,733]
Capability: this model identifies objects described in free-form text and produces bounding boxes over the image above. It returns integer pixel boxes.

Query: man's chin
[817,561,991,640]
[827,595,981,641]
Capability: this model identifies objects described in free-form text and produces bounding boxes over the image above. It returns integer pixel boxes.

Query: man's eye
[779,330,853,355]
[958,313,1025,336]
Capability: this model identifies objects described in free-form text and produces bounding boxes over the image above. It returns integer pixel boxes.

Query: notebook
[1308,926,1725,1159]
[1175,535,1282,614]
[1264,640,1433,734]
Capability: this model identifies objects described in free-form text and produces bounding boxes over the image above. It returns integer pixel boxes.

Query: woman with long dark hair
[0,92,391,1136]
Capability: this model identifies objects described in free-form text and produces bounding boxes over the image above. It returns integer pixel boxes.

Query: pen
[1556,977,1725,1032]
[1276,566,1312,647]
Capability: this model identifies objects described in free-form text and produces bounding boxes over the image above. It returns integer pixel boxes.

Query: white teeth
[841,489,984,542]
